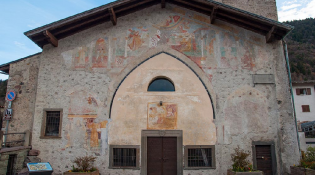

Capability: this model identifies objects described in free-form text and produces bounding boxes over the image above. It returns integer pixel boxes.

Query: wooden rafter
[43,30,58,47]
[210,6,218,24]
[173,0,210,12]
[110,7,117,26]
[161,0,165,8]
[266,26,276,43]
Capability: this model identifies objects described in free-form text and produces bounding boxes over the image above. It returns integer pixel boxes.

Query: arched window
[148,78,175,92]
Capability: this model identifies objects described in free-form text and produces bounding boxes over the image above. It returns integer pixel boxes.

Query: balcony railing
[0,130,30,148]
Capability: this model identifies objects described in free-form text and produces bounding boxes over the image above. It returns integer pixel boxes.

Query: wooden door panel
[147,137,177,175]
[256,145,272,175]
[147,137,163,175]
[163,137,177,175]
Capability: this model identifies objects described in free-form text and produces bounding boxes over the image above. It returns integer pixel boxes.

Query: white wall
[293,84,315,122]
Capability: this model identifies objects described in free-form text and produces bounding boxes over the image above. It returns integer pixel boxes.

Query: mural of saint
[74,47,89,69]
[128,29,144,51]
[92,38,108,68]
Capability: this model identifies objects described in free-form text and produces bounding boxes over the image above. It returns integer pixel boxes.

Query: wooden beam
[109,7,117,26]
[210,6,218,24]
[266,26,276,43]
[161,0,165,8]
[43,30,58,47]
[173,0,211,12]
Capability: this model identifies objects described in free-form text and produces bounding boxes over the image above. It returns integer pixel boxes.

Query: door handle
[257,156,265,159]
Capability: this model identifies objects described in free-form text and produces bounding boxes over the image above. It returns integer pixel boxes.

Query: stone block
[17,168,29,175]
[24,156,41,167]
[290,166,315,175]
[28,149,40,156]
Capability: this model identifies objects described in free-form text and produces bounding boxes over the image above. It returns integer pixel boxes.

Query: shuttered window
[296,88,311,95]
[302,105,310,112]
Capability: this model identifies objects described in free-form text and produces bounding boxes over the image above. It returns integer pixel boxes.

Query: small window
[148,78,175,92]
[109,145,140,169]
[302,105,310,112]
[296,88,311,95]
[184,145,215,169]
[41,109,63,139]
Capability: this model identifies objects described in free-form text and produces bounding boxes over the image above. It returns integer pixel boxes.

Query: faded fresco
[223,86,270,143]
[61,6,269,84]
[68,90,98,118]
[148,103,177,130]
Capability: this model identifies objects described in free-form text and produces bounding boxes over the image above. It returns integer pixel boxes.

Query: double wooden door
[147,137,177,175]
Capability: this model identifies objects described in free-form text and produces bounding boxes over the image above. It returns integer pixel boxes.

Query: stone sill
[0,146,32,153]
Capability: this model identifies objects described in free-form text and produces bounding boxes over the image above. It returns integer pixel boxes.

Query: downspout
[282,35,301,157]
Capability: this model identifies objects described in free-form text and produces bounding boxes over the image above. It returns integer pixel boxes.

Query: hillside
[284,18,315,81]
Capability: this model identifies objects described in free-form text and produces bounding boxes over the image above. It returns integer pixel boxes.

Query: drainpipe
[282,38,301,157]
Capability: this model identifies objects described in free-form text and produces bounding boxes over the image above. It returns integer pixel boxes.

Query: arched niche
[109,53,216,145]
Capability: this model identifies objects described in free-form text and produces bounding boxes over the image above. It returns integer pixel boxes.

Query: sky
[0,0,314,80]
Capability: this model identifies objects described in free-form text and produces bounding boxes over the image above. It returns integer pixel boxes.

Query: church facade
[0,0,300,174]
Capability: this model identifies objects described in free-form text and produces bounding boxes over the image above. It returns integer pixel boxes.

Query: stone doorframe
[141,130,183,175]
[252,141,277,175]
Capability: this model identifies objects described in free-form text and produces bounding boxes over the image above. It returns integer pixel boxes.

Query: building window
[296,88,311,95]
[184,145,215,169]
[109,145,140,169]
[148,77,175,92]
[302,105,310,112]
[41,109,63,138]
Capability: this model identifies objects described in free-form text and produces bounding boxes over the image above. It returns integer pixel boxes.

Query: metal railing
[0,130,30,148]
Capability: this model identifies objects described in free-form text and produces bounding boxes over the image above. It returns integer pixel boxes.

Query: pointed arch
[109,51,216,119]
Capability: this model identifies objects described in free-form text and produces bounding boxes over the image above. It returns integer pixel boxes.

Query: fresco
[148,103,177,130]
[68,90,98,118]
[92,38,108,68]
[61,6,269,83]
[73,47,89,69]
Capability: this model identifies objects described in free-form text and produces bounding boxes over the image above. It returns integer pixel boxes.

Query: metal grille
[188,148,212,167]
[6,154,17,175]
[113,148,137,167]
[45,111,60,136]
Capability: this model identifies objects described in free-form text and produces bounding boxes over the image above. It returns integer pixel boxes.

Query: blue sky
[0,0,314,80]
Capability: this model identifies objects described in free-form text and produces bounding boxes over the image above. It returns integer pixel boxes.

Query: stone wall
[0,148,30,175]
[2,54,40,144]
[222,0,278,20]
[6,3,298,175]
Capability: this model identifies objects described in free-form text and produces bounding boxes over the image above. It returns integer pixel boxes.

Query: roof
[292,81,315,85]
[0,52,41,74]
[25,0,294,48]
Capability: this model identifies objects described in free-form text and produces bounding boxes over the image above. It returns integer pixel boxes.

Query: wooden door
[256,145,273,175]
[147,137,177,175]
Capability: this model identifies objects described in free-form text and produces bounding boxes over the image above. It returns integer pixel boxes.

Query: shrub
[298,146,315,170]
[69,155,97,172]
[231,146,253,172]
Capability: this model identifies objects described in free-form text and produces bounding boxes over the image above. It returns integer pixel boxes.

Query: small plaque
[27,162,53,172]
[253,74,275,84]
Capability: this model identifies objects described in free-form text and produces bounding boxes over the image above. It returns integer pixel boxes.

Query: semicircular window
[148,78,175,92]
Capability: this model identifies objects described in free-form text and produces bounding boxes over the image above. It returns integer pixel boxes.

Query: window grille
[45,111,61,136]
[113,148,137,167]
[6,154,17,175]
[188,148,212,167]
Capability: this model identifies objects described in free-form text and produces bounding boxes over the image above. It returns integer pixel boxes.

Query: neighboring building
[0,0,300,175]
[292,81,315,151]
[292,81,315,122]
